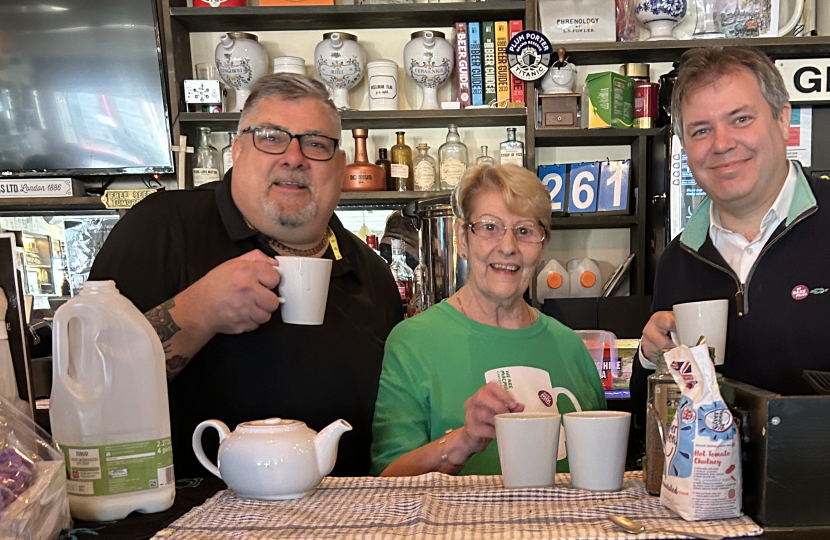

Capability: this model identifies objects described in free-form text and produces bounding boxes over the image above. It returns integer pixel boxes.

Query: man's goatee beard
[263,171,316,229]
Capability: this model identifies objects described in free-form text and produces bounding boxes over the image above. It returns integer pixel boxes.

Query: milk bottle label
[63,437,174,496]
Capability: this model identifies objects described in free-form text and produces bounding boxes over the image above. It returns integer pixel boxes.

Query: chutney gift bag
[661,344,742,521]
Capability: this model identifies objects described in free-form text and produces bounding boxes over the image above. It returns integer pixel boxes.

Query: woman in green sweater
[371,164,606,477]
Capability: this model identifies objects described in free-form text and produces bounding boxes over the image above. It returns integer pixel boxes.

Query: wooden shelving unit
[338,189,450,208]
[0,197,110,214]
[170,2,527,32]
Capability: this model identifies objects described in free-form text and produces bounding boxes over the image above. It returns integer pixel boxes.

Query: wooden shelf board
[562,36,830,65]
[550,214,639,230]
[179,109,527,131]
[0,197,109,213]
[171,2,526,32]
[338,189,450,207]
[535,127,664,147]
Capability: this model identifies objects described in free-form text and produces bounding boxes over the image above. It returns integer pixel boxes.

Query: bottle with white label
[50,281,175,521]
[438,124,468,189]
[413,143,437,191]
[221,131,237,176]
[390,131,413,191]
[193,127,221,187]
[499,127,525,167]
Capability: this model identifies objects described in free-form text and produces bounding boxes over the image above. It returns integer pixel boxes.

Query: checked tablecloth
[152,472,762,540]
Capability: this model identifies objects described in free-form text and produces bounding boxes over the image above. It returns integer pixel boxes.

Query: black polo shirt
[88,175,403,478]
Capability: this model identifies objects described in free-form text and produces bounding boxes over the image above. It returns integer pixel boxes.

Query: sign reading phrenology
[507,31,552,81]
[775,59,830,102]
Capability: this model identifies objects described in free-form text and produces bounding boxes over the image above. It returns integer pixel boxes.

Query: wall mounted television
[0,0,173,179]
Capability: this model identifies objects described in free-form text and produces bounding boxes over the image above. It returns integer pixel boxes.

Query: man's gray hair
[671,46,789,140]
[238,73,340,131]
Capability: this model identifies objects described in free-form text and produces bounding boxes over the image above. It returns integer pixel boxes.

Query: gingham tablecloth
[152,472,763,540]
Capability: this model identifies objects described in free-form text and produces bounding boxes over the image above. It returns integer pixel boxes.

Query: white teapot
[193,417,352,500]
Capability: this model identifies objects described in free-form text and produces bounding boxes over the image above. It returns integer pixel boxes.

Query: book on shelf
[468,22,484,106]
[454,23,471,108]
[509,19,525,106]
[482,21,497,106]
[495,21,510,105]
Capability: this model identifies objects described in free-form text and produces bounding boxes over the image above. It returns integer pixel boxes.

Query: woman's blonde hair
[451,164,551,236]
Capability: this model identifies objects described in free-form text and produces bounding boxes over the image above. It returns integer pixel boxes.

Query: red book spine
[509,20,525,105]
[455,23,471,108]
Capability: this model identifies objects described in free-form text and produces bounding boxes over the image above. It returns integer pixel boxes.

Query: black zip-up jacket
[631,165,830,416]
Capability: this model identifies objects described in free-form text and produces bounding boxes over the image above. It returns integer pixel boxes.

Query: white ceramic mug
[366,60,399,111]
[563,411,630,491]
[274,256,332,325]
[495,412,561,488]
[273,56,306,76]
[671,299,728,366]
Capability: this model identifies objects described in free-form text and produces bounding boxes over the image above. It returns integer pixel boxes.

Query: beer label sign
[506,31,552,82]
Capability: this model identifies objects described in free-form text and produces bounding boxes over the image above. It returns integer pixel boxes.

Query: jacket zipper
[680,206,817,317]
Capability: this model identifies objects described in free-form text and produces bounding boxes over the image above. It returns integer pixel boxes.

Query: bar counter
[62,475,829,540]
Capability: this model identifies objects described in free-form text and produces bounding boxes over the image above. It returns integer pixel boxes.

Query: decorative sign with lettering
[101,189,159,209]
[567,162,599,214]
[506,31,552,82]
[0,178,75,198]
[775,59,830,103]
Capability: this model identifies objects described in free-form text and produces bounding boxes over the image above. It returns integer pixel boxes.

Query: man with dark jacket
[631,46,830,412]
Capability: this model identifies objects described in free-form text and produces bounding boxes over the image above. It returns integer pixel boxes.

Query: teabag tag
[661,344,741,521]
[485,366,581,460]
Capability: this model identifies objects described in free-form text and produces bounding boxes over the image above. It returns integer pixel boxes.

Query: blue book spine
[468,22,483,106]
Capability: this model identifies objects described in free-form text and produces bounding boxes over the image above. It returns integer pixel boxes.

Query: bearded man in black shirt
[89,74,403,478]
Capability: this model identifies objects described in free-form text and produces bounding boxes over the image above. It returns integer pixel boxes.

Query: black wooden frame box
[721,379,830,528]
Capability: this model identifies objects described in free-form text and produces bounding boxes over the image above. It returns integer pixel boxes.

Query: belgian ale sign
[775,59,830,103]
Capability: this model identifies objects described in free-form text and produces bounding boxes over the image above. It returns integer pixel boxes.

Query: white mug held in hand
[495,412,561,488]
[274,256,332,325]
[671,299,728,366]
[563,411,631,491]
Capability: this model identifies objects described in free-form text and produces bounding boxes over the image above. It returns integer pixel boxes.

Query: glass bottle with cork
[193,127,221,187]
[376,148,393,191]
[475,145,495,166]
[221,131,237,176]
[499,127,524,167]
[438,124,467,190]
[413,143,437,191]
[344,129,386,191]
[390,132,414,191]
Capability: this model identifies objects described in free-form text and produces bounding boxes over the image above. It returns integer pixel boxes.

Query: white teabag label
[661,344,741,521]
[485,366,582,460]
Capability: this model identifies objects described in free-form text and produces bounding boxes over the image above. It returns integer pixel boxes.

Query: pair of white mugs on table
[273,256,332,325]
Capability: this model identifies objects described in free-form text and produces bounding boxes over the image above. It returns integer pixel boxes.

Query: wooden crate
[722,379,830,528]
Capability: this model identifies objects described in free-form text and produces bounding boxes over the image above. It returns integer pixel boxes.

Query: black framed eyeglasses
[466,220,546,244]
[241,126,340,161]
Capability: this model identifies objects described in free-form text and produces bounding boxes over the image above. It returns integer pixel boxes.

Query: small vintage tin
[633,81,659,129]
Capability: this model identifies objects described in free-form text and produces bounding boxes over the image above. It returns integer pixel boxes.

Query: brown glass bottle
[390,131,414,191]
[343,129,386,191]
[376,148,394,191]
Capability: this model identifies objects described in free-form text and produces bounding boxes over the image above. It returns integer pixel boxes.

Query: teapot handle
[192,419,231,479]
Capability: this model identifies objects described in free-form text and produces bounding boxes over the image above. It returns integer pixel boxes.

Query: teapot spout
[315,419,352,477]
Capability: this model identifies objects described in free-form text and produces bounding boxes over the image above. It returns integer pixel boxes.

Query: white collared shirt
[708,161,797,284]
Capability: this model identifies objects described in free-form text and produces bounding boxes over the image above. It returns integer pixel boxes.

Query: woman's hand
[462,381,525,454]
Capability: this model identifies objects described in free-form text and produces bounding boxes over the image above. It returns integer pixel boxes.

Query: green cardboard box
[583,72,633,129]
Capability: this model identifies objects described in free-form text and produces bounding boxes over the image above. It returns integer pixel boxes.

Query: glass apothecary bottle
[438,124,468,190]
[193,127,221,187]
[389,238,414,316]
[376,148,393,191]
[413,143,437,191]
[475,145,495,166]
[499,127,524,167]
[390,132,414,191]
[221,131,237,176]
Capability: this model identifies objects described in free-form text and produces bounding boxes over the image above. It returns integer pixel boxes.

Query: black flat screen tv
[0,0,173,178]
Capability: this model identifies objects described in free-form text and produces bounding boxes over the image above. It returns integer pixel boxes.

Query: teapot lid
[237,418,306,433]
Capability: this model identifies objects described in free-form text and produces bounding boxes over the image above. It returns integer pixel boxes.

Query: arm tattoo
[146,298,191,377]
[146,298,181,342]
